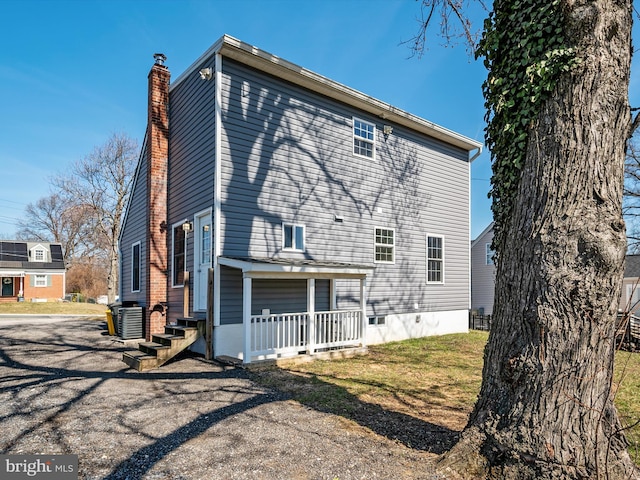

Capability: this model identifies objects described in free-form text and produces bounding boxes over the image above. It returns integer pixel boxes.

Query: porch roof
[0,269,25,277]
[218,256,374,279]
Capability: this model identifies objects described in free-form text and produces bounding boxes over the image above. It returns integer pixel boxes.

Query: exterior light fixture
[199,68,213,80]
[383,125,393,136]
[182,221,193,232]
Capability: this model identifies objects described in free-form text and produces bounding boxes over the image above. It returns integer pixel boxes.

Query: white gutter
[172,34,483,154]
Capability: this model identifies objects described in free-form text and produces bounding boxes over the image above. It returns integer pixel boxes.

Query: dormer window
[32,246,46,262]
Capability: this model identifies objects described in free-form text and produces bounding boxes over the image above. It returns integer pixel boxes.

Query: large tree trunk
[439,1,639,478]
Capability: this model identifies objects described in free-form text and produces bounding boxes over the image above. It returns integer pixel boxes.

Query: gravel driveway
[0,316,441,479]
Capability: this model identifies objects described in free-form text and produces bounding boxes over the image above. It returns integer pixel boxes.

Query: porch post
[243,275,252,364]
[329,279,337,310]
[360,277,367,348]
[306,278,315,355]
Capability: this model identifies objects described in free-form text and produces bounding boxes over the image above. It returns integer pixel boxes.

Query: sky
[2,0,635,241]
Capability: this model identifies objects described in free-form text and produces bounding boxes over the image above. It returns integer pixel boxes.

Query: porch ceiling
[218,256,373,279]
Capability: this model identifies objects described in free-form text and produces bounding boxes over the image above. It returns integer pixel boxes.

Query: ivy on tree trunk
[438,0,639,478]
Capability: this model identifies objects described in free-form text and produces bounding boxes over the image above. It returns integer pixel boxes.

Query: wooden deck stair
[122,318,205,371]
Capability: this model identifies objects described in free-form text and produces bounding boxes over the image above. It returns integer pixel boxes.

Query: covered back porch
[215,257,373,364]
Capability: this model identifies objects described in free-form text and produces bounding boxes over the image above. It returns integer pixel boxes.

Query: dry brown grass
[252,331,640,462]
[0,301,107,316]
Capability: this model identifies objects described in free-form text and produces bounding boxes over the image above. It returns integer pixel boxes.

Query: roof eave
[172,34,483,154]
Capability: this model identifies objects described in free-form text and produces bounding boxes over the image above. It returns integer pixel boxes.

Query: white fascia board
[471,221,495,247]
[0,270,26,276]
[217,257,372,278]
[172,34,483,154]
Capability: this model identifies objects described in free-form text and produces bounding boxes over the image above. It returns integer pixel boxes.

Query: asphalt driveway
[0,316,440,479]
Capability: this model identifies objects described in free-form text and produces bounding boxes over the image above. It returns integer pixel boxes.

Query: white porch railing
[249,310,363,361]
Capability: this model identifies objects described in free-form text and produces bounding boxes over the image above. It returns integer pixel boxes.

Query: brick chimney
[145,53,170,340]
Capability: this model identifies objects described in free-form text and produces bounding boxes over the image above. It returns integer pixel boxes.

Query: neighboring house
[119,35,483,365]
[621,254,640,314]
[471,222,495,316]
[0,241,66,302]
[472,224,638,319]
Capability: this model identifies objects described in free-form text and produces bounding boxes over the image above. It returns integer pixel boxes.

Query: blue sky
[3,0,616,240]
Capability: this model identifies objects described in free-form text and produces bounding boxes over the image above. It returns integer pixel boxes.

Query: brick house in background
[0,241,66,302]
[118,35,483,367]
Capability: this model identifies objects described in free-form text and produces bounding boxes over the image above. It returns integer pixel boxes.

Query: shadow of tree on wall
[219,62,430,267]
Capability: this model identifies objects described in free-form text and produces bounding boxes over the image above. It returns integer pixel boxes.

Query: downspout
[467,145,483,315]
[213,52,223,332]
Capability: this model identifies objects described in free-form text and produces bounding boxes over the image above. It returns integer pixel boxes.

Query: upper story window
[33,247,46,262]
[374,227,395,263]
[353,117,375,159]
[283,223,305,251]
[427,235,444,284]
[485,243,495,265]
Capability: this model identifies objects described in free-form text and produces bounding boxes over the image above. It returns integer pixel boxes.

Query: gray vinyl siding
[220,272,330,325]
[471,226,495,315]
[220,266,242,325]
[166,56,216,316]
[252,279,330,316]
[119,143,148,306]
[218,59,471,317]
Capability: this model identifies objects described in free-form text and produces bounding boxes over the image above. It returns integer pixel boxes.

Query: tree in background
[52,132,138,304]
[414,0,638,478]
[17,193,94,264]
[625,137,640,252]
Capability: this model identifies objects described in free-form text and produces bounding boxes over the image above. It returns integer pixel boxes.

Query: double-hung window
[485,243,495,266]
[283,223,305,251]
[374,227,395,263]
[34,275,47,287]
[173,225,186,287]
[34,248,45,262]
[353,117,375,159]
[131,242,141,292]
[426,235,444,283]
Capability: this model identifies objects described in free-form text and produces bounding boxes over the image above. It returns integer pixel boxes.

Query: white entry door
[194,211,212,311]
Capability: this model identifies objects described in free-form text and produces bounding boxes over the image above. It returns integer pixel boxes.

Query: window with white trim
[172,224,186,287]
[131,242,141,292]
[283,223,305,251]
[368,315,386,326]
[374,227,395,263]
[353,117,375,159]
[427,235,444,283]
[486,243,495,265]
[34,275,47,287]
[34,247,45,262]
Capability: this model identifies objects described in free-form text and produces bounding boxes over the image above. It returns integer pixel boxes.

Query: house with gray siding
[471,222,496,316]
[119,35,483,366]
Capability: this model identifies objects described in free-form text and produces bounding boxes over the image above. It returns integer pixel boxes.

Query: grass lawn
[251,331,640,464]
[0,301,108,316]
